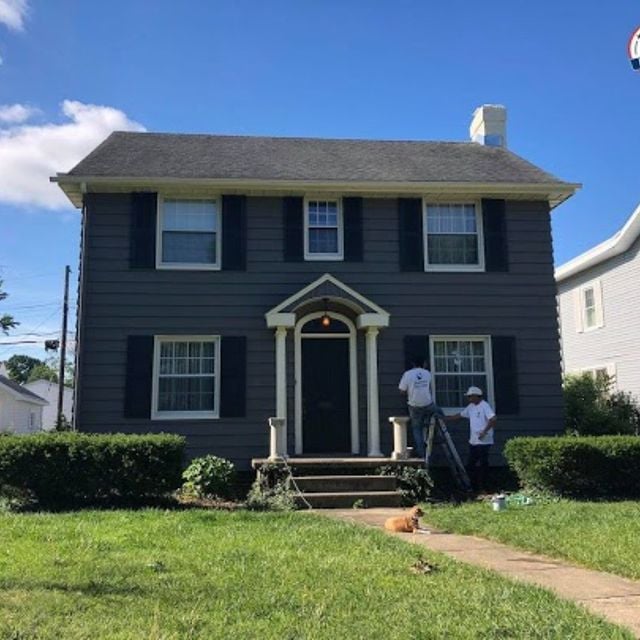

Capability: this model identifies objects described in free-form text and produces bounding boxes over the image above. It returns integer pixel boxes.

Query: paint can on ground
[491,493,507,512]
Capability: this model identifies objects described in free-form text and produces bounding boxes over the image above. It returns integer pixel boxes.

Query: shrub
[245,462,296,511]
[564,373,640,436]
[0,433,185,508]
[377,465,433,505]
[182,455,236,499]
[505,435,640,498]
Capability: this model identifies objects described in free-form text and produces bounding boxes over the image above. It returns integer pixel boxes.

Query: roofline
[0,379,48,405]
[556,202,640,282]
[51,174,580,209]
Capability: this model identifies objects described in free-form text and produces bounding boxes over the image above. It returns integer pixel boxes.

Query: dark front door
[301,338,351,454]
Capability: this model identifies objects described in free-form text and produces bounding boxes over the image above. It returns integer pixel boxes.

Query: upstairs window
[583,287,597,329]
[424,203,484,271]
[159,198,221,269]
[576,280,604,332]
[304,198,343,260]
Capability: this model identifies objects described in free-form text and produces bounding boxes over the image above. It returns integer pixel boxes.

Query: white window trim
[429,335,495,412]
[422,199,485,272]
[156,195,222,271]
[303,196,344,261]
[578,279,604,332]
[571,363,617,389]
[151,335,221,420]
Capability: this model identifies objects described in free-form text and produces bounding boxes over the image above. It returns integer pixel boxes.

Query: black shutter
[482,199,509,272]
[343,197,363,262]
[124,335,154,418]
[130,192,157,269]
[398,198,424,271]
[220,336,247,418]
[283,197,304,262]
[221,195,247,270]
[403,335,430,371]
[492,336,519,414]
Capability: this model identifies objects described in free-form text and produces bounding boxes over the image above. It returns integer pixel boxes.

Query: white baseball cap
[465,386,483,396]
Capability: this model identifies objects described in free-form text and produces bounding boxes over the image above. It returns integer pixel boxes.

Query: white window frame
[577,280,604,332]
[151,335,221,420]
[572,363,617,390]
[156,196,222,271]
[304,196,344,261]
[423,200,485,272]
[429,335,495,411]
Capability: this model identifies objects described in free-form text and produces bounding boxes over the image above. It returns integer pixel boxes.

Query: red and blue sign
[629,26,640,70]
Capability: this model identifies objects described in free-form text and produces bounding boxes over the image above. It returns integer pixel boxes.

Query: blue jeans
[408,403,443,458]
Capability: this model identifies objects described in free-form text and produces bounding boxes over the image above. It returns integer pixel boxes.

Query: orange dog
[384,506,424,533]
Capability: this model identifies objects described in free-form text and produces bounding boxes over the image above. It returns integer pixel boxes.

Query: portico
[265,274,390,458]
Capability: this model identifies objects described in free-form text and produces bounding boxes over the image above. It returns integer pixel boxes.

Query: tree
[6,355,43,385]
[0,279,18,335]
[25,357,74,387]
[564,372,640,436]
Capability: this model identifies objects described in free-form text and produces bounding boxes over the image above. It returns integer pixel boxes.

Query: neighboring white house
[24,379,73,431]
[556,202,640,397]
[0,375,48,434]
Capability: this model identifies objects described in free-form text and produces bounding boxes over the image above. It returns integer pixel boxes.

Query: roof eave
[52,174,580,209]
[556,202,640,283]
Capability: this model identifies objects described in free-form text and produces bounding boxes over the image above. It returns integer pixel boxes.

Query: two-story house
[556,202,640,397]
[53,105,578,469]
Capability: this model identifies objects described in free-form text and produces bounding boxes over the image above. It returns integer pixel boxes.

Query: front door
[301,338,351,453]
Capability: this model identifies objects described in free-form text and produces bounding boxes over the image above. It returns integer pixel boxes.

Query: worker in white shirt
[444,386,497,492]
[398,359,442,458]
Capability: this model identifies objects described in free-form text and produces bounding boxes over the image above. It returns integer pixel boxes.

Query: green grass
[424,500,640,581]
[0,510,631,639]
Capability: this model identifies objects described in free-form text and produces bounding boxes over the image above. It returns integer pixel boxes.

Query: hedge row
[0,433,185,507]
[504,436,640,498]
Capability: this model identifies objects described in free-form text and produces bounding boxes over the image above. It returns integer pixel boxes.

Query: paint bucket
[491,494,507,512]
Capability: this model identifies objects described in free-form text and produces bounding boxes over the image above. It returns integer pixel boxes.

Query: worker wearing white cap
[444,386,497,492]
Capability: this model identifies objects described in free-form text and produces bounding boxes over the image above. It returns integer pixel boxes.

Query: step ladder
[424,414,472,492]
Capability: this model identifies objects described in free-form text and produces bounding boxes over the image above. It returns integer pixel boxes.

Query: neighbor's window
[154,337,220,418]
[305,199,343,259]
[579,281,604,331]
[424,203,483,270]
[583,286,597,329]
[431,337,491,408]
[160,199,220,268]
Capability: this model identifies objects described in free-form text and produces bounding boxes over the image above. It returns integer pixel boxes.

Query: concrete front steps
[293,474,403,508]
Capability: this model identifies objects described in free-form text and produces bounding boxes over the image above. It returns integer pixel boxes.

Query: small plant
[378,465,433,505]
[245,462,296,511]
[0,485,37,513]
[352,498,365,509]
[182,455,236,500]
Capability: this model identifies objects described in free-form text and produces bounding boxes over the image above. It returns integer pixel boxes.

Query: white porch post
[365,326,383,457]
[275,326,287,421]
[388,416,409,460]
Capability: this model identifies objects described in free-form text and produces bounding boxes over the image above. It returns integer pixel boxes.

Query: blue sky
[0,0,639,360]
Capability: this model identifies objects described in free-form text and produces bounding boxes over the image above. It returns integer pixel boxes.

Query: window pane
[428,235,478,265]
[158,376,215,412]
[163,231,217,264]
[427,204,476,234]
[163,200,217,232]
[309,228,338,254]
[585,307,596,328]
[432,339,487,406]
[584,288,595,308]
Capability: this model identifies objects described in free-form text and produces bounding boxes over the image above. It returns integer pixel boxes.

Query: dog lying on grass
[384,506,425,533]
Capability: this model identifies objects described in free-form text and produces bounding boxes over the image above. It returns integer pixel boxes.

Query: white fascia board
[556,202,640,283]
[52,174,580,209]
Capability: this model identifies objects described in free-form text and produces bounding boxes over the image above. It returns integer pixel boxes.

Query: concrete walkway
[319,508,640,638]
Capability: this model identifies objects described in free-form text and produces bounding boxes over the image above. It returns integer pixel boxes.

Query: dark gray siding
[77,194,563,468]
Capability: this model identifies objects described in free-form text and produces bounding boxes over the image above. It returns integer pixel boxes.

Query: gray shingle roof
[65,132,568,185]
[0,375,47,404]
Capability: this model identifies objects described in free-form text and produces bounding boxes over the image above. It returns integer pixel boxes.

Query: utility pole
[57,265,71,429]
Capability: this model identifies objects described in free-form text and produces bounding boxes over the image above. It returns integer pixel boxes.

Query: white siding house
[24,379,73,431]
[556,203,640,397]
[0,375,48,434]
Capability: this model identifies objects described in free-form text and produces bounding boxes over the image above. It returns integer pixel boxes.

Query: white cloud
[0,0,28,31]
[0,100,145,209]
[0,103,38,123]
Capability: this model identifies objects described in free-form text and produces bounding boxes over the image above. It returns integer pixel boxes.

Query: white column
[388,416,409,460]
[268,417,287,460]
[275,326,288,422]
[365,326,383,457]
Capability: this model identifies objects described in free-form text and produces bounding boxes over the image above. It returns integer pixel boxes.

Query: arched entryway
[294,311,358,455]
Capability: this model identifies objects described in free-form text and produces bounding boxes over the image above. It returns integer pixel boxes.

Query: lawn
[424,500,640,581]
[0,510,631,639]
